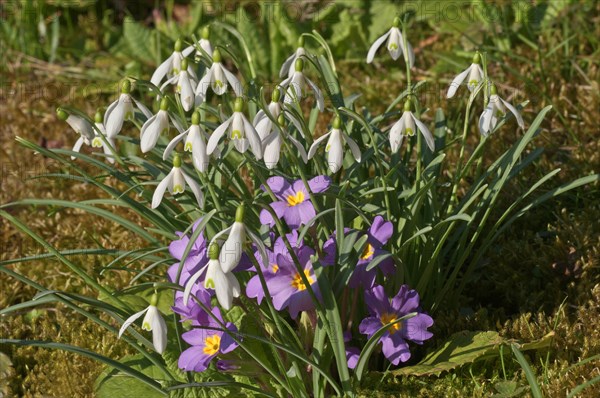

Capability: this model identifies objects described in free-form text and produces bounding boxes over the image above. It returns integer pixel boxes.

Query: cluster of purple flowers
[168,175,433,371]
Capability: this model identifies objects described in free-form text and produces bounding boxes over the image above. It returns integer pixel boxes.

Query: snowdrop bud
[181,58,189,71]
[272,87,281,102]
[56,108,68,121]
[403,100,412,112]
[212,48,222,63]
[297,36,305,47]
[490,84,498,95]
[173,153,182,168]
[94,110,103,123]
[234,97,244,113]
[295,58,304,72]
[472,52,481,64]
[277,114,285,126]
[235,204,245,223]
[150,293,159,306]
[174,38,183,52]
[121,79,131,94]
[209,242,220,260]
[332,115,342,129]
[159,98,169,111]
[191,111,201,125]
[201,26,210,40]
[393,16,401,27]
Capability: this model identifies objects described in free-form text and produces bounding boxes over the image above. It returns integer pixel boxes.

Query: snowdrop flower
[263,114,308,169]
[164,111,212,172]
[447,52,485,98]
[366,17,414,67]
[478,84,525,137]
[182,242,241,310]
[279,36,307,78]
[104,80,153,139]
[159,58,197,111]
[195,48,242,104]
[390,100,435,153]
[152,154,204,208]
[254,88,283,141]
[280,58,324,112]
[182,25,213,59]
[118,294,167,354]
[308,116,361,173]
[206,97,263,159]
[58,109,116,164]
[140,98,183,153]
[151,38,196,87]
[210,205,268,274]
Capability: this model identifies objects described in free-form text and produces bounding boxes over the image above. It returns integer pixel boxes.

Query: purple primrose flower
[350,216,395,288]
[259,175,331,229]
[359,285,433,365]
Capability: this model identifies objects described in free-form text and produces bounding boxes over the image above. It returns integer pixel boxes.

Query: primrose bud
[297,36,305,48]
[212,48,222,63]
[332,116,342,129]
[272,87,281,102]
[234,97,244,113]
[173,154,181,168]
[191,111,201,125]
[294,58,304,72]
[403,99,412,112]
[159,98,169,111]
[201,26,210,40]
[94,110,103,123]
[393,17,401,28]
[174,38,183,52]
[181,58,189,71]
[235,204,245,223]
[472,52,481,64]
[121,79,131,94]
[56,108,68,121]
[209,242,220,260]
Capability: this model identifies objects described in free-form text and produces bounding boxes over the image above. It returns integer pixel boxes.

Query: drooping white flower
[159,58,197,112]
[183,243,241,310]
[308,116,361,173]
[279,36,307,78]
[206,97,263,159]
[182,25,213,59]
[366,17,414,67]
[263,114,308,170]
[194,48,242,104]
[446,53,485,99]
[280,58,324,112]
[164,111,212,172]
[208,205,268,274]
[140,98,185,153]
[104,80,153,139]
[254,88,283,141]
[58,109,116,164]
[118,295,167,354]
[478,85,525,137]
[151,39,196,87]
[152,154,203,208]
[389,100,435,153]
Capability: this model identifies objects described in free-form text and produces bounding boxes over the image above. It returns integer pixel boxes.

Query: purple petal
[246,274,268,304]
[178,346,213,372]
[403,313,434,343]
[391,285,421,314]
[348,264,377,289]
[381,334,411,365]
[368,216,393,247]
[169,234,190,260]
[364,285,392,318]
[283,201,315,229]
[346,346,361,369]
[259,200,288,227]
[358,316,383,338]
[262,176,291,200]
[220,323,240,354]
[307,175,332,193]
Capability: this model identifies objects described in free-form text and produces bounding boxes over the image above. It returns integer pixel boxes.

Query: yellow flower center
[361,243,375,260]
[380,313,402,335]
[287,191,305,206]
[271,264,279,273]
[203,334,221,356]
[291,270,313,291]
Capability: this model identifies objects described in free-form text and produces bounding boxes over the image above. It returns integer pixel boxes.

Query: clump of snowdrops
[2,16,596,398]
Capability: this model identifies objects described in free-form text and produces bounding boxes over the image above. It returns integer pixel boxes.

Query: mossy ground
[1,3,599,397]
